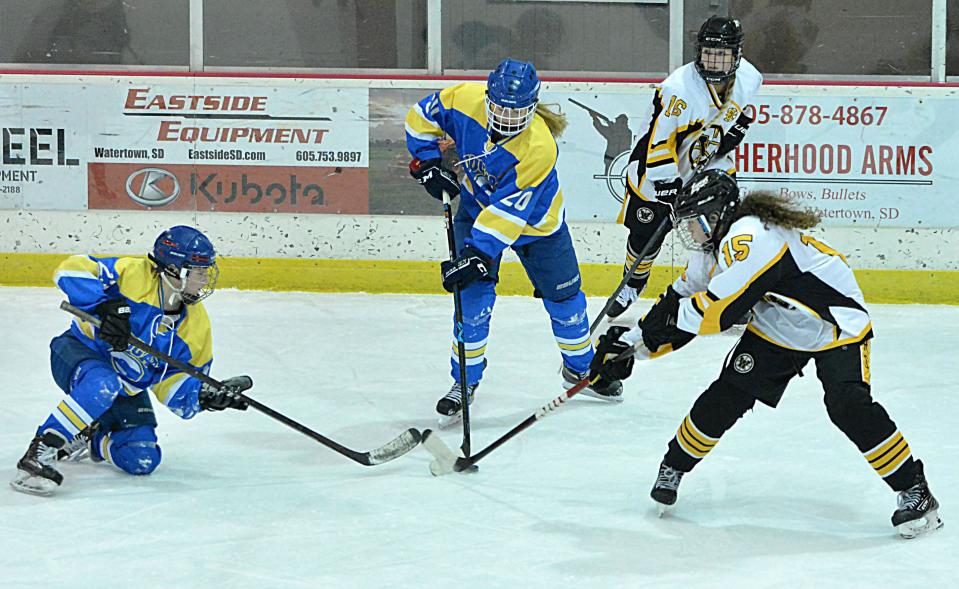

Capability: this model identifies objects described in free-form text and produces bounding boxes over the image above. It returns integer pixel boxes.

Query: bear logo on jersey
[688,125,723,169]
[733,352,754,374]
[636,207,655,224]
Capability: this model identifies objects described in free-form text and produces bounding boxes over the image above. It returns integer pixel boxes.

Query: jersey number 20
[501,190,533,211]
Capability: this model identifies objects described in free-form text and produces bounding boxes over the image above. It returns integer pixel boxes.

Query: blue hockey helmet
[486,58,541,137]
[149,225,219,305]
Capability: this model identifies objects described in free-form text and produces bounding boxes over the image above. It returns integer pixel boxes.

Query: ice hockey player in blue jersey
[11,226,252,496]
[406,58,623,427]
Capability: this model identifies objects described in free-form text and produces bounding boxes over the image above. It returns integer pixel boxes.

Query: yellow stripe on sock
[676,418,715,458]
[865,432,904,464]
[558,339,591,351]
[57,401,87,431]
[874,441,911,477]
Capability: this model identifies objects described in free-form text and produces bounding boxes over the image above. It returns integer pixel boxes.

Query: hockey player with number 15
[590,170,943,539]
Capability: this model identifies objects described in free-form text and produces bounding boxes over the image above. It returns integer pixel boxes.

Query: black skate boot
[891,460,943,539]
[606,286,638,319]
[650,461,685,516]
[562,365,623,402]
[10,431,67,496]
[436,382,478,429]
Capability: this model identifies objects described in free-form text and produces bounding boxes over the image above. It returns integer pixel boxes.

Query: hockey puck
[453,458,478,473]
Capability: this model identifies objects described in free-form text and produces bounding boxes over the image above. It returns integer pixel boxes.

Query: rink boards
[0,73,957,303]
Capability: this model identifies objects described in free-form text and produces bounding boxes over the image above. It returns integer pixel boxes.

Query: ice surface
[1,287,955,588]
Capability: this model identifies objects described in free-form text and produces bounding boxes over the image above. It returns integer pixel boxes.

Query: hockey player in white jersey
[590,170,942,539]
[608,15,763,318]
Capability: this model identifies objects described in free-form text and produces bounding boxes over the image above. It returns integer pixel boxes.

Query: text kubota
[191,173,324,205]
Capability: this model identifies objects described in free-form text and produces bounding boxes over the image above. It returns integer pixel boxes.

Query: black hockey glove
[441,246,492,293]
[409,158,460,201]
[652,178,683,205]
[589,326,636,389]
[199,376,253,412]
[94,299,132,351]
[715,112,754,158]
[640,286,694,352]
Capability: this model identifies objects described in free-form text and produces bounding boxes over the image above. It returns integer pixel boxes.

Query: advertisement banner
[0,78,369,213]
[552,88,957,227]
[1,76,958,227]
[88,163,368,214]
[0,82,86,210]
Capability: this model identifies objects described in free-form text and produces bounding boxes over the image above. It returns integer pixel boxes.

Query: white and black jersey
[672,216,872,352]
[618,59,763,216]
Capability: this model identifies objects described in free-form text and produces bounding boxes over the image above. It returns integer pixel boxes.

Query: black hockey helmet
[695,16,744,84]
[672,169,740,252]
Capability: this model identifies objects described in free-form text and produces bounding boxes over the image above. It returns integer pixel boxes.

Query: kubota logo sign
[88,163,369,214]
[125,168,180,206]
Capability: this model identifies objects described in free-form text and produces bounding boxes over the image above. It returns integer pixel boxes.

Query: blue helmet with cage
[149,225,219,305]
[486,58,541,137]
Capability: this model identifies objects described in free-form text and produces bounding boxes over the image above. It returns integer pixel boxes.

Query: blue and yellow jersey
[54,255,213,419]
[405,82,566,259]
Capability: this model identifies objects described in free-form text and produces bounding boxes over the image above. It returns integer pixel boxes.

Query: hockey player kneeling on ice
[589,170,942,539]
[406,58,622,428]
[11,226,252,496]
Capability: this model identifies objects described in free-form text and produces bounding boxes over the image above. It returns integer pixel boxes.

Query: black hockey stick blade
[61,301,422,467]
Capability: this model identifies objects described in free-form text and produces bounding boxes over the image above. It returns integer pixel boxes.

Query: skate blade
[577,388,625,403]
[58,448,90,463]
[897,510,944,539]
[656,502,670,518]
[437,411,463,429]
[9,472,58,497]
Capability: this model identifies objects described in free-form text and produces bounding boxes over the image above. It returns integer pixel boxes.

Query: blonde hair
[535,103,568,138]
[733,190,820,230]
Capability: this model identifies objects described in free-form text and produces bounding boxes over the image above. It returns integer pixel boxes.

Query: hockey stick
[588,216,671,336]
[60,302,421,466]
[421,376,593,475]
[441,190,473,459]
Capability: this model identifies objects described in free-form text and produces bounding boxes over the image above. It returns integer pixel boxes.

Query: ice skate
[606,285,638,319]
[563,365,623,402]
[56,424,100,463]
[436,381,478,429]
[651,462,685,516]
[10,432,67,496]
[892,460,943,539]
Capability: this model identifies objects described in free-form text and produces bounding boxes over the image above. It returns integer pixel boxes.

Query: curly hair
[732,190,820,230]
